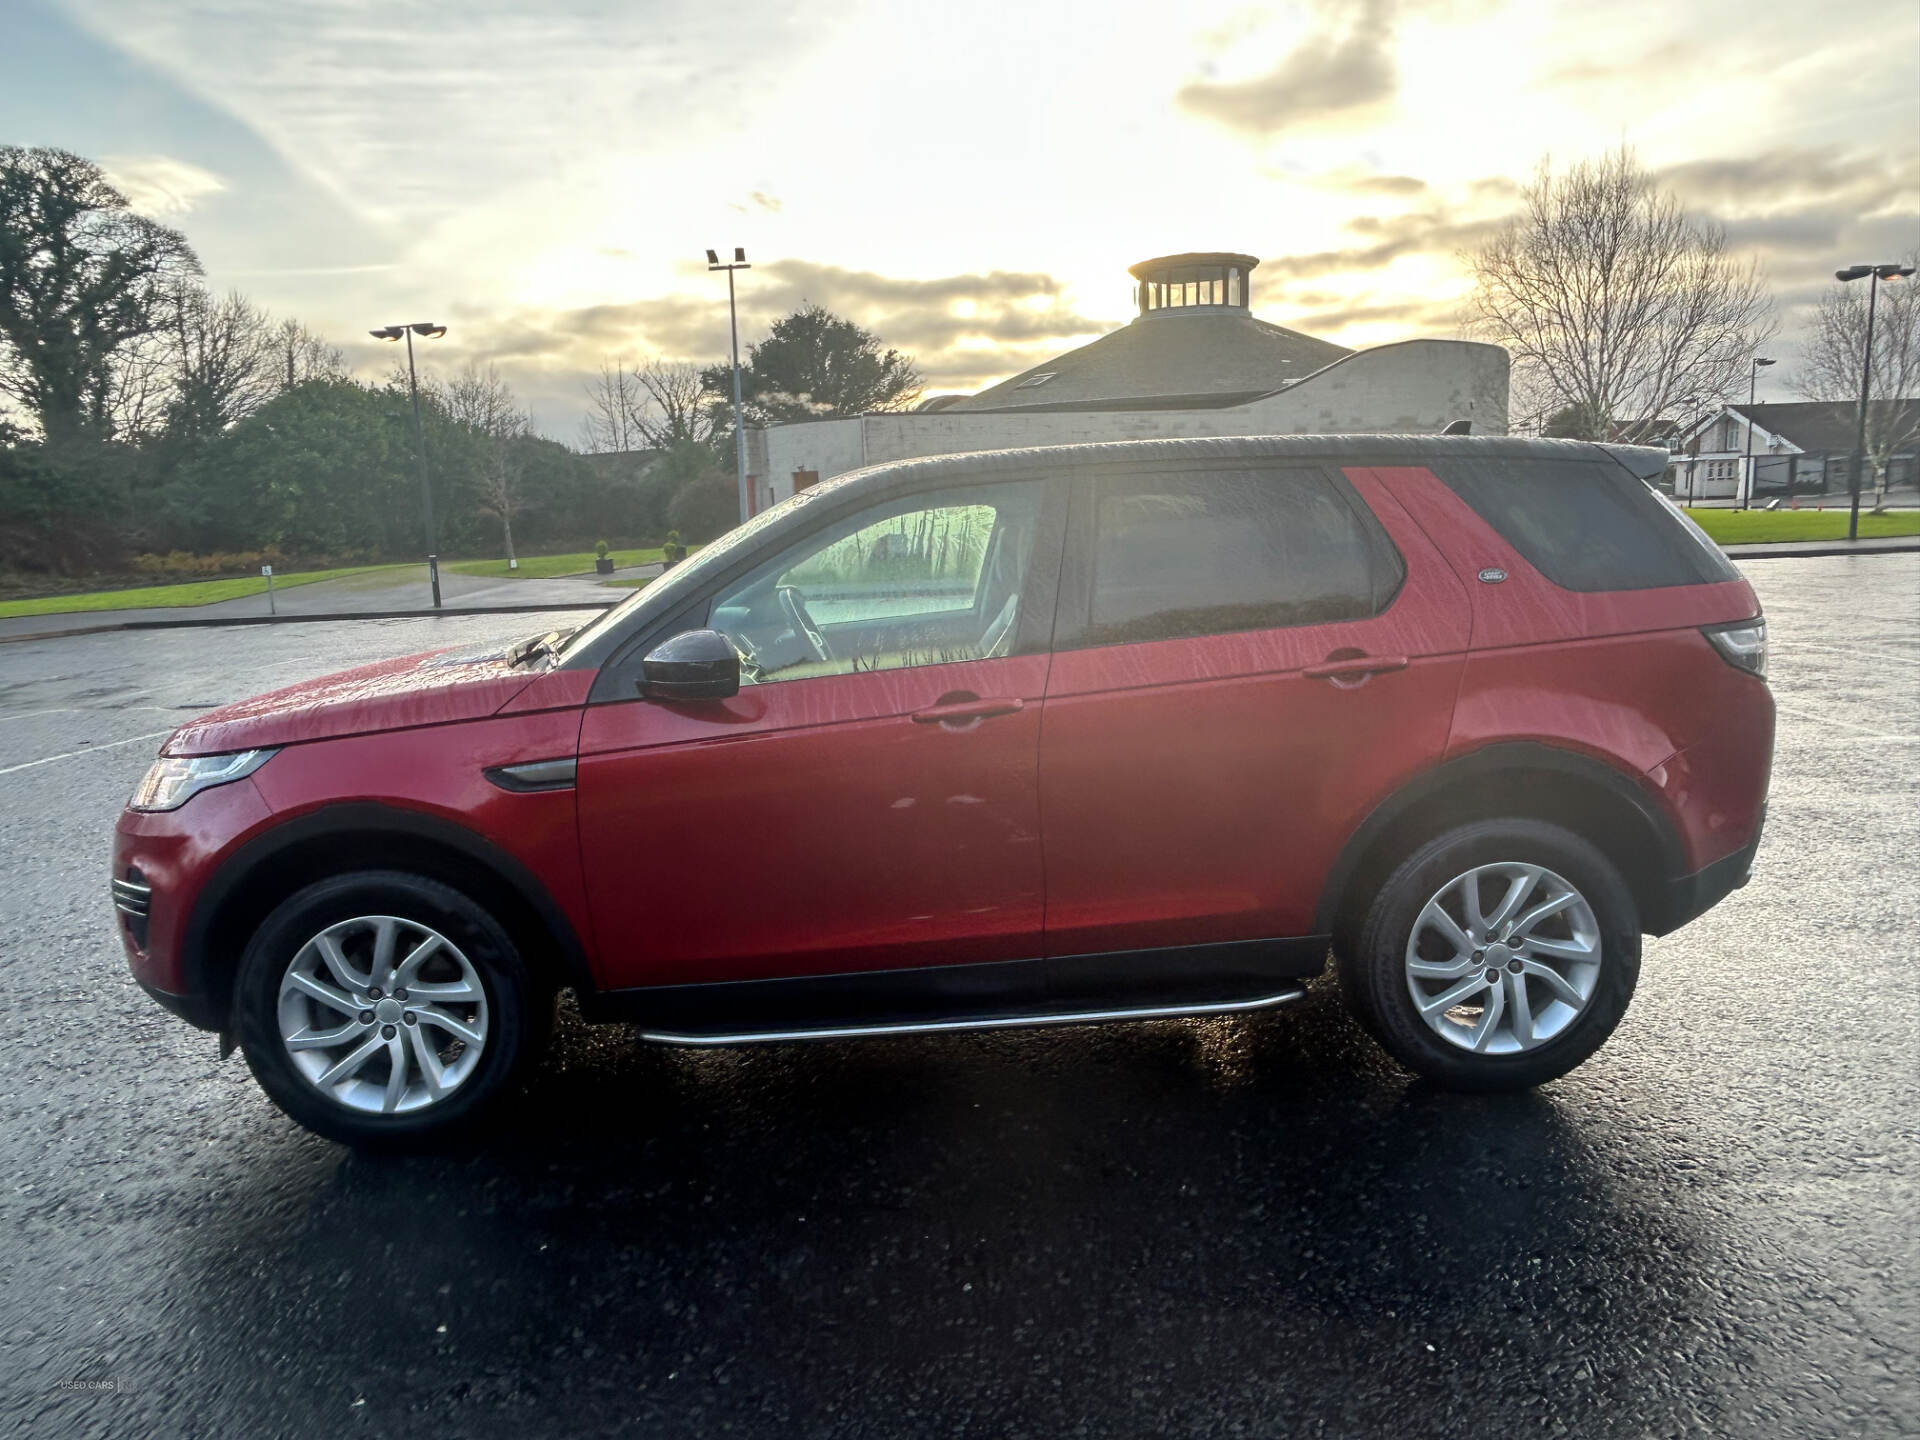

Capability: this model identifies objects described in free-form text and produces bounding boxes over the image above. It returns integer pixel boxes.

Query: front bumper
[114,778,272,1032]
[135,976,226,1032]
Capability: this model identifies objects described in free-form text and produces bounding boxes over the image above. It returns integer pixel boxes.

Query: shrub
[132,546,289,579]
[594,538,610,559]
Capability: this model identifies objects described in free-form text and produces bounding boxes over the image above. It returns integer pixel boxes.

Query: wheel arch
[184,803,596,1029]
[1315,742,1687,951]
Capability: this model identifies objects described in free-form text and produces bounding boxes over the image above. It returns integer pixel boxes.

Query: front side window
[1081,467,1399,647]
[708,481,1043,684]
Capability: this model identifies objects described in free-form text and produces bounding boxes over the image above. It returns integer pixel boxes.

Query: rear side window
[1432,457,1739,592]
[1080,466,1402,646]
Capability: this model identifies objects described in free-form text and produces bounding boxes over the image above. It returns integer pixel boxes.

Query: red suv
[114,436,1773,1145]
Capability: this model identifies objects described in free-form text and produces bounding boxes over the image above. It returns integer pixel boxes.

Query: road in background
[0,560,1915,1439]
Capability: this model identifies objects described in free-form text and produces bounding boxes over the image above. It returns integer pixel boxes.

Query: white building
[746,251,1510,510]
[1664,400,1920,504]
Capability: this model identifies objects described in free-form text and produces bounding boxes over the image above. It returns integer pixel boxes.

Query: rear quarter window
[1432,456,1739,592]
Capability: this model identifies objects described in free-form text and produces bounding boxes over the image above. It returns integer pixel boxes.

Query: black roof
[1730,399,1920,453]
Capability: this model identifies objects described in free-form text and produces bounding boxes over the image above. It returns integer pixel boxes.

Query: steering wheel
[776,585,833,663]
[728,627,765,683]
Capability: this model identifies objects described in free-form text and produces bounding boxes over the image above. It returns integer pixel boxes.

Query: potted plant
[594,539,615,575]
[663,530,686,568]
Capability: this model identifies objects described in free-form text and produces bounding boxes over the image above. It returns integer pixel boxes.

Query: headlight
[1702,619,1767,680]
[129,749,277,812]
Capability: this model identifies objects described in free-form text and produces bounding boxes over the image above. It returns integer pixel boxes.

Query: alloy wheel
[276,914,489,1115]
[1403,861,1602,1055]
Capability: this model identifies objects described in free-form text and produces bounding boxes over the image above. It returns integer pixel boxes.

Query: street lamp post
[1677,395,1702,503]
[1835,262,1917,540]
[1739,357,1775,509]
[706,247,752,526]
[371,322,448,607]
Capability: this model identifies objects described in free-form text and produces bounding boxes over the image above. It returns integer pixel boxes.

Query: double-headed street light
[371,322,448,606]
[1835,262,1916,540]
[707,247,751,525]
[1739,356,1775,509]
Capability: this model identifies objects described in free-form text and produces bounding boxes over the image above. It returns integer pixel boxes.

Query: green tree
[0,147,201,445]
[1541,401,1603,440]
[658,439,738,541]
[704,302,922,428]
[170,379,414,555]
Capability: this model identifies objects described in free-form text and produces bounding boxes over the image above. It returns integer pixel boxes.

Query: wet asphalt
[0,557,1915,1439]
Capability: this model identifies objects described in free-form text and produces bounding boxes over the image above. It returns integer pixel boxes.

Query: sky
[3,0,1916,438]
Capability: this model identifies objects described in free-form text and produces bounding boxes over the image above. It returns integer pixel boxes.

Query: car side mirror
[637,629,739,701]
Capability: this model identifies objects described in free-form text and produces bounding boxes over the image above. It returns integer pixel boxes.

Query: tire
[1342,819,1640,1092]
[233,870,541,1147]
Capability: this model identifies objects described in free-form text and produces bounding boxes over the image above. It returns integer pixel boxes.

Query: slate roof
[943,310,1353,415]
[1724,400,1920,453]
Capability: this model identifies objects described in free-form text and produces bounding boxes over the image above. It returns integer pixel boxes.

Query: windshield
[556,481,848,663]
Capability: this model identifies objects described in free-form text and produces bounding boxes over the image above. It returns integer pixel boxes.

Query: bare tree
[101,328,175,442]
[160,285,279,442]
[443,362,531,564]
[632,359,716,448]
[579,360,645,454]
[1796,252,1920,507]
[1468,147,1775,443]
[580,358,715,452]
[273,317,347,391]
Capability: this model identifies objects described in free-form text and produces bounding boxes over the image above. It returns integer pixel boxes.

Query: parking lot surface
[1,558,1915,1439]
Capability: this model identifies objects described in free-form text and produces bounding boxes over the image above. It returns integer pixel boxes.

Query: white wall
[754,339,1509,502]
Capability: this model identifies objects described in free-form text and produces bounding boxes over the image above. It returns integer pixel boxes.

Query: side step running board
[637,983,1309,1048]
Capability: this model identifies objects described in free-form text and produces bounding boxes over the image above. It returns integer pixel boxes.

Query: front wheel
[1343,820,1640,1092]
[233,870,540,1147]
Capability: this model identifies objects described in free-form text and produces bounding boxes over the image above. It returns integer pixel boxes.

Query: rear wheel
[233,870,540,1146]
[1343,819,1640,1091]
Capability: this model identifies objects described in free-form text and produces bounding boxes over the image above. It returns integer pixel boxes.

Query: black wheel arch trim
[179,802,597,1028]
[1313,741,1691,939]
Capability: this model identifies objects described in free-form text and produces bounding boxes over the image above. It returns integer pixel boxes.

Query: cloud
[66,0,816,225]
[1177,0,1397,138]
[1260,208,1509,281]
[1540,39,1687,89]
[1283,296,1466,335]
[1656,148,1920,217]
[449,259,1109,395]
[100,153,225,216]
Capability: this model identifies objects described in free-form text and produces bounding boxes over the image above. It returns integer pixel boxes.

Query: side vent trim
[484,758,577,793]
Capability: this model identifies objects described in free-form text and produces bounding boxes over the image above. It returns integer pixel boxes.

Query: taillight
[1703,619,1767,679]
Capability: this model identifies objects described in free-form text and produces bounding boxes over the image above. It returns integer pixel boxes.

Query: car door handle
[911,696,1026,725]
[1303,655,1410,681]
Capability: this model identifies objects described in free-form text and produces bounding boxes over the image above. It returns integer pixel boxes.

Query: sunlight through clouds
[28,0,1918,436]
[100,154,226,216]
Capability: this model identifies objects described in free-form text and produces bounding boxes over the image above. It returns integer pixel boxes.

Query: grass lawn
[0,563,408,619]
[446,546,667,580]
[1685,508,1920,545]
